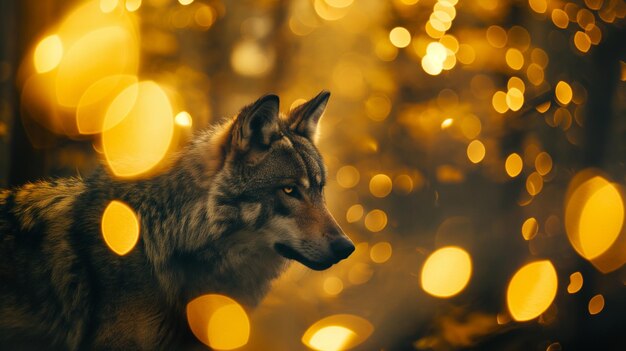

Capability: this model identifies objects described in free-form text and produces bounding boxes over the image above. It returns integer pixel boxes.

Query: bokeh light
[505,153,523,177]
[302,314,374,351]
[506,260,558,322]
[421,246,472,298]
[567,272,583,294]
[101,200,140,256]
[186,294,250,350]
[588,294,605,315]
[33,35,63,73]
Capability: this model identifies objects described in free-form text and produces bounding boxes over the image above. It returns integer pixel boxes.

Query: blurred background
[0,0,625,350]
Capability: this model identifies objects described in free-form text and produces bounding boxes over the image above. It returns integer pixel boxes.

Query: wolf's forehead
[283,134,326,187]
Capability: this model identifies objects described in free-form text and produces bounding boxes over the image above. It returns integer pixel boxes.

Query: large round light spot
[420,246,472,298]
[466,140,486,164]
[34,35,63,73]
[565,173,624,260]
[369,174,392,198]
[506,260,558,322]
[186,294,249,350]
[336,166,360,188]
[364,209,387,232]
[102,81,174,178]
[302,314,373,351]
[101,200,140,256]
[505,153,523,177]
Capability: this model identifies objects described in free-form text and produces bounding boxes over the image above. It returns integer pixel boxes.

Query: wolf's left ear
[288,90,330,142]
[232,94,281,152]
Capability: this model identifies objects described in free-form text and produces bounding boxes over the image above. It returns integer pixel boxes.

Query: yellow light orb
[506,87,524,111]
[535,152,553,175]
[370,242,392,263]
[364,209,387,233]
[466,140,486,164]
[492,91,509,113]
[346,204,364,223]
[555,81,573,105]
[302,314,373,351]
[102,81,174,178]
[34,35,64,73]
[369,174,393,198]
[567,272,583,294]
[323,276,344,296]
[506,260,558,321]
[420,246,472,298]
[175,111,193,127]
[389,27,412,48]
[521,217,539,240]
[101,200,140,256]
[505,48,525,70]
[505,153,523,177]
[588,294,604,315]
[186,294,249,350]
[336,165,360,188]
[526,172,543,196]
[528,0,548,13]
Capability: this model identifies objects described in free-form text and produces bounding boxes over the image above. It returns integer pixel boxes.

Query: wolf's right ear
[231,94,281,154]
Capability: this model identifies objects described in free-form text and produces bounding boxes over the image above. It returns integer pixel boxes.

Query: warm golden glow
[534,152,553,176]
[506,87,524,111]
[505,48,524,70]
[100,0,119,13]
[102,81,174,178]
[526,172,543,196]
[101,200,140,256]
[179,0,194,5]
[186,294,249,350]
[505,153,523,177]
[336,165,360,188]
[574,31,591,53]
[302,314,374,351]
[521,217,539,241]
[34,35,64,73]
[486,25,507,48]
[555,81,573,105]
[588,294,604,315]
[565,173,625,260]
[323,277,344,296]
[492,91,509,113]
[345,204,364,223]
[370,242,392,263]
[364,209,387,232]
[365,93,391,121]
[466,140,486,164]
[369,174,392,198]
[567,272,583,294]
[175,111,193,127]
[420,246,472,298]
[231,40,274,77]
[528,0,547,13]
[389,27,411,48]
[551,9,569,29]
[506,260,558,322]
[440,118,453,129]
[125,0,142,12]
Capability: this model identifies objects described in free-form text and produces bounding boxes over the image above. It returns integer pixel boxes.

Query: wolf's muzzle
[330,238,355,260]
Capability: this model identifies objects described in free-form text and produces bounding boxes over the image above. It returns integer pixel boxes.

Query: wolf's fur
[0,92,354,350]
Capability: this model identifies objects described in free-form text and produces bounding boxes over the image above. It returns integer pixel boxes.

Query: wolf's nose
[330,238,355,260]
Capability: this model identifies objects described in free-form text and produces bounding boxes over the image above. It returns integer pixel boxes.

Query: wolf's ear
[288,90,330,142]
[232,94,281,153]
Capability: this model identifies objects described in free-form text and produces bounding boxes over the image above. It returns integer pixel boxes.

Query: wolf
[0,91,355,350]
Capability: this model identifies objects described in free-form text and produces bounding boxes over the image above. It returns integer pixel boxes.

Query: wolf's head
[190,91,354,271]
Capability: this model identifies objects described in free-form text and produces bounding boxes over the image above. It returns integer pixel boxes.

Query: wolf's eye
[283,186,294,195]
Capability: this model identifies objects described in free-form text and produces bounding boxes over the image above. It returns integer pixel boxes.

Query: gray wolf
[0,91,354,350]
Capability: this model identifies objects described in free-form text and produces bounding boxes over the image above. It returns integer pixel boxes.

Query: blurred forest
[0,0,625,350]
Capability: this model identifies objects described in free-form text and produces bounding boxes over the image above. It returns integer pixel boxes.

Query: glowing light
[56,26,139,107]
[588,294,604,315]
[529,0,547,13]
[179,0,194,5]
[460,114,481,139]
[567,272,583,294]
[230,40,274,77]
[507,77,525,93]
[505,153,523,177]
[421,55,443,75]
[302,315,373,351]
[102,81,174,178]
[348,263,373,285]
[505,48,524,70]
[101,200,140,255]
[175,111,193,127]
[527,63,545,86]
[506,87,524,111]
[555,81,573,105]
[535,152,553,175]
[346,204,364,223]
[336,165,360,188]
[492,91,509,113]
[421,246,472,298]
[551,9,569,29]
[526,172,543,196]
[440,118,453,129]
[364,209,387,232]
[565,174,624,260]
[456,44,476,64]
[506,260,558,322]
[521,217,539,240]
[324,0,354,8]
[365,93,391,121]
[389,27,411,48]
[186,294,249,350]
[100,0,119,13]
[584,0,603,10]
[370,242,392,263]
[486,25,507,48]
[466,140,486,164]
[314,0,350,21]
[323,277,344,296]
[574,31,591,53]
[369,174,392,198]
[34,35,63,73]
[125,0,142,12]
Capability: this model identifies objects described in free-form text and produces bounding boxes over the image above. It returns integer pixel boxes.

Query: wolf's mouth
[274,243,334,271]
